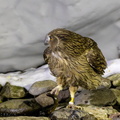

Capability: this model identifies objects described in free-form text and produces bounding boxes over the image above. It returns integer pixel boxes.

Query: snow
[0,64,56,90]
[103,59,120,77]
[0,0,120,72]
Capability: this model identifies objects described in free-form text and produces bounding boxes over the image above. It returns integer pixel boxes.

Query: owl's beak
[44,35,50,45]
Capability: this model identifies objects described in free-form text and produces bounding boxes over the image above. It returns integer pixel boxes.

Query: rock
[0,99,41,116]
[100,78,111,89]
[75,90,91,105]
[75,88,116,106]
[58,88,70,102]
[35,89,70,107]
[0,116,50,120]
[0,82,26,99]
[0,84,2,90]
[90,88,116,106]
[107,73,120,87]
[50,108,97,120]
[29,80,57,96]
[50,105,118,119]
[35,92,59,115]
[35,92,54,108]
[80,105,118,120]
[111,88,120,105]
[109,113,120,120]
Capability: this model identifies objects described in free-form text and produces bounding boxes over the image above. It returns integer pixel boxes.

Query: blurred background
[0,0,120,72]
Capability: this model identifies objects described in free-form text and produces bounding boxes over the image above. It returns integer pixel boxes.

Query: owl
[43,28,107,108]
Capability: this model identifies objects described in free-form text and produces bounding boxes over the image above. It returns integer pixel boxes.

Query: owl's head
[44,28,79,50]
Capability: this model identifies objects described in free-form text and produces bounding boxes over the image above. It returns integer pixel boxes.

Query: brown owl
[43,28,107,108]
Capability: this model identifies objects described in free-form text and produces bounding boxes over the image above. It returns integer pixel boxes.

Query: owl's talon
[66,104,82,110]
[51,85,63,95]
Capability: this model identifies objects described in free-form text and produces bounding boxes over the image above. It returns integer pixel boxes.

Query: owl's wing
[43,47,52,63]
[86,46,107,75]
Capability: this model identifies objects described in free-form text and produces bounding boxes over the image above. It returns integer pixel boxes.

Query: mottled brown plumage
[43,28,107,107]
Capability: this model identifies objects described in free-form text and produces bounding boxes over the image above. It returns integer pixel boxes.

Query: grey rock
[0,99,41,116]
[0,116,50,120]
[29,80,57,96]
[90,88,116,106]
[58,88,70,102]
[50,108,96,120]
[35,92,60,115]
[35,92,54,108]
[35,89,70,107]
[75,88,116,106]
[107,73,120,87]
[0,82,26,99]
[75,90,91,105]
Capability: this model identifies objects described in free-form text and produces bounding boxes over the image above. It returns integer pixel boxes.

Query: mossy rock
[0,99,41,116]
[0,82,26,99]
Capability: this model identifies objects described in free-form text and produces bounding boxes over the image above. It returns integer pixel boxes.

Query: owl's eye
[44,35,50,45]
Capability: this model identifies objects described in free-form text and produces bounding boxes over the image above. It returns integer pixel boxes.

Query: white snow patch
[0,64,56,90]
[103,59,120,77]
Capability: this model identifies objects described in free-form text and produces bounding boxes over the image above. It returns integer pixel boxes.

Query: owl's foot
[66,103,82,110]
[51,85,63,95]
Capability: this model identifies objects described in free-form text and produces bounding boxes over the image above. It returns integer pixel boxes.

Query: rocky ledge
[0,74,120,120]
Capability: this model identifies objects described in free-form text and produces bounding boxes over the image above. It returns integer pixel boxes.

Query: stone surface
[100,78,111,89]
[35,92,54,108]
[57,88,70,102]
[0,117,50,120]
[0,84,2,90]
[0,1,120,72]
[75,90,91,105]
[109,113,120,120]
[90,88,116,106]
[0,99,41,116]
[75,88,116,106]
[80,105,118,120]
[35,92,59,115]
[0,82,26,99]
[107,74,120,87]
[111,88,120,105]
[29,80,57,96]
[50,108,97,120]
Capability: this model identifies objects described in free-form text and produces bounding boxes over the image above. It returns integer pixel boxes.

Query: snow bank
[0,0,120,72]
